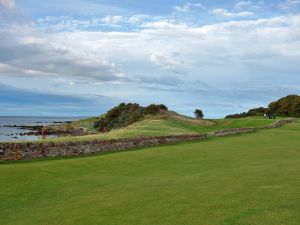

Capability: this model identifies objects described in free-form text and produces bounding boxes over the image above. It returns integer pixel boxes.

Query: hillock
[94,103,168,132]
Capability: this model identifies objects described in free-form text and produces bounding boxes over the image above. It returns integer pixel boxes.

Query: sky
[0,0,300,118]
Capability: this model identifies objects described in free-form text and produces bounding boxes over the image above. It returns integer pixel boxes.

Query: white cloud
[1,13,300,117]
[234,1,265,11]
[212,8,254,17]
[173,2,206,13]
[150,52,184,70]
[0,0,15,9]
[101,16,124,24]
[127,15,152,24]
[2,14,300,84]
[279,0,300,10]
[235,1,254,10]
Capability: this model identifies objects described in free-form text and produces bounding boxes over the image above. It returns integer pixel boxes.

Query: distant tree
[159,104,168,111]
[194,109,204,119]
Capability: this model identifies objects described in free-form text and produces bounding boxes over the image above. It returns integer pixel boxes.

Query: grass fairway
[1,122,299,225]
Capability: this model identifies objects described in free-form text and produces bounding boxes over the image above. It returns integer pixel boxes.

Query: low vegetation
[93,103,168,132]
[71,116,104,132]
[268,95,300,117]
[194,108,204,119]
[1,120,299,225]
[226,95,300,118]
[226,107,268,119]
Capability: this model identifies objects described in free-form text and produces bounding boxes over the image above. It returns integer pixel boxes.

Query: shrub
[94,103,169,132]
[159,104,168,111]
[225,95,300,118]
[194,109,204,119]
[144,104,161,114]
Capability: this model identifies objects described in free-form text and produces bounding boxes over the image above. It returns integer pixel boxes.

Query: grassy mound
[93,103,168,132]
[1,120,299,225]
[38,115,281,143]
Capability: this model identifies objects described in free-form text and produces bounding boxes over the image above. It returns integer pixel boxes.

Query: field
[1,120,299,225]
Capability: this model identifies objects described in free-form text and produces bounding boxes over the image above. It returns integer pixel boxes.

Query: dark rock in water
[3,125,43,130]
[44,124,86,136]
[52,121,72,124]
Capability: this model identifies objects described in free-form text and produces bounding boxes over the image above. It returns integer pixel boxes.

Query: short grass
[37,116,281,143]
[1,120,299,225]
[71,115,104,132]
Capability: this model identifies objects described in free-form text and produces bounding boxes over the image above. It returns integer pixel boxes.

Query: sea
[0,116,81,142]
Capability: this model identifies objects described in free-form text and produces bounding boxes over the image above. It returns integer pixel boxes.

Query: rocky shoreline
[0,121,85,140]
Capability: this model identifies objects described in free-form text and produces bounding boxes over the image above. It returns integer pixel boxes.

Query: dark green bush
[94,103,168,132]
[144,104,161,114]
[194,109,204,119]
[225,95,300,118]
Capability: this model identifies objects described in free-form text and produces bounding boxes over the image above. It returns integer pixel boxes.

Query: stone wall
[261,118,295,129]
[213,128,256,137]
[0,134,208,161]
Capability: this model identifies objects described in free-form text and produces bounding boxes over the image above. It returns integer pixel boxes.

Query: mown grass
[36,116,281,143]
[1,120,299,225]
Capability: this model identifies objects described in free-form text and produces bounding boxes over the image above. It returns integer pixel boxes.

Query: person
[41,127,46,139]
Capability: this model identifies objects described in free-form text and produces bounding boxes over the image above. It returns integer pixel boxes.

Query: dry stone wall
[0,134,208,161]
[261,118,295,129]
[213,128,256,137]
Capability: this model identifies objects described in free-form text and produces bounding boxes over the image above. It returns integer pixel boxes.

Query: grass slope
[71,115,104,132]
[1,120,299,225]
[40,115,281,143]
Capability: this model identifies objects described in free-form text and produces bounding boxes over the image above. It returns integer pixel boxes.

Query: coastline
[0,116,81,142]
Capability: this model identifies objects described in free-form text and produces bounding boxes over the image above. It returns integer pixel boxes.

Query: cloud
[36,15,157,31]
[0,26,122,81]
[101,16,124,24]
[0,83,116,116]
[149,52,184,70]
[279,0,300,10]
[1,14,300,86]
[1,3,300,117]
[173,2,206,13]
[0,0,14,9]
[234,1,265,11]
[212,8,254,17]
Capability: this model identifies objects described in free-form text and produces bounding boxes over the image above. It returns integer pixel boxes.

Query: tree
[194,109,204,119]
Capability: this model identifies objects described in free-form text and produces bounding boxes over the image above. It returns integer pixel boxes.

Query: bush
[94,103,169,132]
[225,107,267,119]
[268,95,300,117]
[144,104,161,114]
[194,109,204,119]
[159,104,168,111]
[225,95,300,119]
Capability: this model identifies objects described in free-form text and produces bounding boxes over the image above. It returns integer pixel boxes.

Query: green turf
[1,120,299,225]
